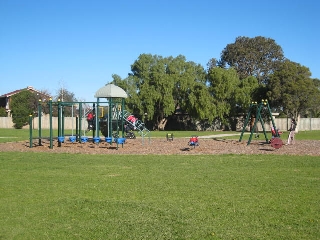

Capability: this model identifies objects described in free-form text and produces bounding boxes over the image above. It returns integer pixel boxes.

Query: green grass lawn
[1,153,319,239]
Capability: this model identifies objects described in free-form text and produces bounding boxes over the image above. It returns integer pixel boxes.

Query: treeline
[4,36,320,130]
[111,36,320,130]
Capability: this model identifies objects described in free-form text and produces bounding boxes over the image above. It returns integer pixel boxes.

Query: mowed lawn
[0,153,319,239]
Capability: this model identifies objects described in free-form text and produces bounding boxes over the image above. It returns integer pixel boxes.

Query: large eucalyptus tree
[220,36,284,85]
[267,60,319,120]
[115,54,216,130]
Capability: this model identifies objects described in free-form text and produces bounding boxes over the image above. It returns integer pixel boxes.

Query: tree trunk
[157,118,168,130]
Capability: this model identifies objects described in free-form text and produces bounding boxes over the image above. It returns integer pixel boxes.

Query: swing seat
[105,137,112,143]
[69,136,76,143]
[270,137,283,149]
[117,138,126,144]
[188,136,199,147]
[93,137,100,143]
[81,136,88,143]
[58,136,65,143]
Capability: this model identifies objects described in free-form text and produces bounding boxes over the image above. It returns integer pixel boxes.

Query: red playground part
[270,137,283,149]
[188,136,199,148]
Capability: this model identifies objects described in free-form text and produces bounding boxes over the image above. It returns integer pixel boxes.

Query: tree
[37,89,52,115]
[308,78,320,117]
[167,55,215,124]
[0,107,6,117]
[207,67,240,128]
[121,54,215,130]
[234,75,259,111]
[10,90,37,129]
[220,36,284,84]
[54,87,77,103]
[267,60,319,120]
[53,88,77,117]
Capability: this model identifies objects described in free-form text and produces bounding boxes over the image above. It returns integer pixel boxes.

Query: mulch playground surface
[1,136,320,156]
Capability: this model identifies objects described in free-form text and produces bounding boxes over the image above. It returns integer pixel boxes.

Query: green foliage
[10,90,38,129]
[0,107,7,117]
[308,78,320,117]
[122,54,214,129]
[235,76,259,109]
[267,60,318,119]
[220,36,284,84]
[53,88,77,116]
[1,153,319,239]
[207,67,240,124]
[108,36,317,130]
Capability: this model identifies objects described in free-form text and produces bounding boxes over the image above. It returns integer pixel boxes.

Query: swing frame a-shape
[239,100,280,145]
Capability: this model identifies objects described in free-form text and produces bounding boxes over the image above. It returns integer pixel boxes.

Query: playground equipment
[95,84,150,143]
[269,127,283,149]
[29,84,150,149]
[188,135,199,148]
[239,99,282,148]
[166,133,174,141]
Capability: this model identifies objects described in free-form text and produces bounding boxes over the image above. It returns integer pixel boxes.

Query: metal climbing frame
[239,100,280,145]
[122,110,150,137]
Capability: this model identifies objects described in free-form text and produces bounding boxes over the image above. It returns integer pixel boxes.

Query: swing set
[239,99,283,149]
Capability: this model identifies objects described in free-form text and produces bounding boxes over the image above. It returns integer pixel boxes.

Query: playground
[2,84,319,155]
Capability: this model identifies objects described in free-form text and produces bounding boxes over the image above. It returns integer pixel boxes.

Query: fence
[0,116,89,130]
[237,117,320,132]
[1,116,320,131]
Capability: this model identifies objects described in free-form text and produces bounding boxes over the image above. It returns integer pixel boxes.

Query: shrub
[0,107,7,117]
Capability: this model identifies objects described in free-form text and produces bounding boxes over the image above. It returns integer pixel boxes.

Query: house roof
[94,84,128,98]
[0,86,51,98]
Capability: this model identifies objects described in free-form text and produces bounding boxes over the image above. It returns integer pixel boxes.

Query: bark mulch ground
[1,137,319,156]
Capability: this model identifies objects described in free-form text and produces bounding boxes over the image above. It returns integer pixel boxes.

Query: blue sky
[1,0,319,102]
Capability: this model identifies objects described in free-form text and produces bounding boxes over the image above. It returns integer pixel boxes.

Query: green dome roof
[94,84,127,98]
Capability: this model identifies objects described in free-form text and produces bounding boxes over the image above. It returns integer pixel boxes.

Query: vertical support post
[108,98,112,139]
[96,100,100,138]
[239,103,253,142]
[79,102,82,141]
[247,102,259,145]
[258,101,268,143]
[76,115,79,142]
[62,105,65,137]
[121,98,125,137]
[29,115,33,148]
[38,99,42,146]
[49,98,53,149]
[58,99,62,147]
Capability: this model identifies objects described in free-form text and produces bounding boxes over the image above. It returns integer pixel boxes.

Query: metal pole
[29,115,33,148]
[58,99,61,147]
[109,98,112,139]
[239,103,253,142]
[62,106,65,137]
[49,98,53,149]
[76,115,79,141]
[38,99,42,146]
[96,100,100,138]
[79,102,82,140]
[121,98,125,137]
